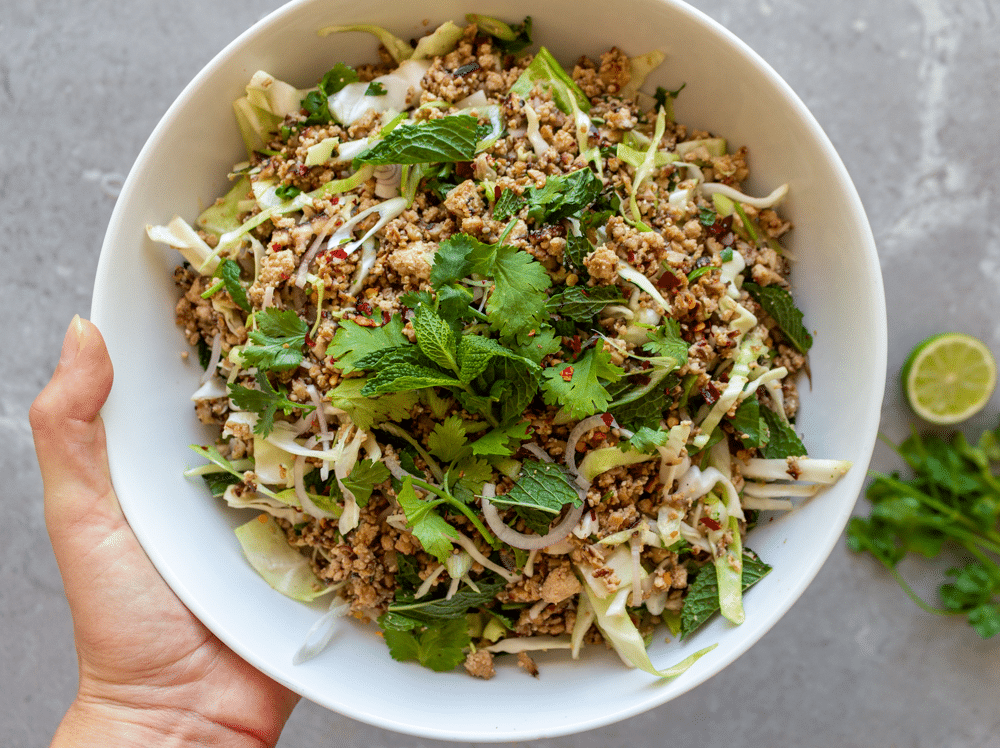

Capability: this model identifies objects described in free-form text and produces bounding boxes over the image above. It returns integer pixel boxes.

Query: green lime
[901,332,997,425]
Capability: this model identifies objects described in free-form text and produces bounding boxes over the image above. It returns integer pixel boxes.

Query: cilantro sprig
[847,425,1000,638]
[242,308,309,372]
[228,370,314,437]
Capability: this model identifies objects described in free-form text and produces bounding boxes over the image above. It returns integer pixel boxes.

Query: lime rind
[903,332,997,425]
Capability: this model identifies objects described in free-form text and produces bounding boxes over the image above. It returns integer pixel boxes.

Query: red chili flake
[569,334,582,354]
[527,329,537,338]
[627,250,636,264]
[494,184,503,202]
[331,248,348,260]
[706,214,733,237]
[304,333,315,348]
[640,360,651,370]
[591,431,607,443]
[269,242,281,252]
[700,382,721,404]
[699,516,723,532]
[656,269,682,290]
[382,310,391,325]
[357,300,372,316]
[560,366,574,382]
[330,196,340,205]
[601,413,615,427]
[455,161,474,179]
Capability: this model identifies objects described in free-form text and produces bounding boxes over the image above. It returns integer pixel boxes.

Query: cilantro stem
[876,474,1000,546]
[409,475,500,549]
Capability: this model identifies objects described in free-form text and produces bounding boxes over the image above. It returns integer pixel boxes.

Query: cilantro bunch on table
[847,425,1000,638]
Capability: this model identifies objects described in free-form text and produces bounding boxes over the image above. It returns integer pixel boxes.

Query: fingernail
[60,315,84,366]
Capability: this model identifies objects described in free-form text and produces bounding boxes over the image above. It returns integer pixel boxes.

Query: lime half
[902,333,997,424]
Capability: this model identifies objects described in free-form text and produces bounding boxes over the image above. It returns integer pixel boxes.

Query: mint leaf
[242,309,308,372]
[546,285,624,322]
[217,259,250,312]
[387,578,506,624]
[541,345,625,419]
[481,357,540,425]
[361,363,463,396]
[760,405,807,458]
[326,378,419,430]
[380,617,469,672]
[319,63,359,95]
[492,187,522,221]
[491,460,582,514]
[413,304,459,373]
[229,370,313,437]
[729,395,764,449]
[353,114,485,166]
[427,415,469,463]
[353,344,433,371]
[510,46,590,114]
[680,550,771,639]
[341,459,390,507]
[523,168,602,225]
[457,334,537,384]
[396,477,459,564]
[327,314,408,374]
[609,382,670,431]
[743,282,813,353]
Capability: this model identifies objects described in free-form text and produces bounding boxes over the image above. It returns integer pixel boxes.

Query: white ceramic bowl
[91,0,886,741]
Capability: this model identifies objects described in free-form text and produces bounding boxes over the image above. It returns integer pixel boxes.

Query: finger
[30,316,120,556]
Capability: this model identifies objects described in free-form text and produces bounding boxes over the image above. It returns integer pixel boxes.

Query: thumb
[30,316,121,565]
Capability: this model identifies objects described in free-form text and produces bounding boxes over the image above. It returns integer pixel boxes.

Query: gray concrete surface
[4,0,1000,745]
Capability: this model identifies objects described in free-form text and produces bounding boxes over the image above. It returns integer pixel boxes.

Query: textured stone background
[4,0,1000,746]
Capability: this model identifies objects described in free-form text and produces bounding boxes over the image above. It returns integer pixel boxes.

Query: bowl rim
[91,0,887,740]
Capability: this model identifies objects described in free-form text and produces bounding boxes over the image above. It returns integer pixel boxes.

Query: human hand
[31,317,300,748]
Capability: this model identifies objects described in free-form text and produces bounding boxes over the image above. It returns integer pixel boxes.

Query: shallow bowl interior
[91,0,886,740]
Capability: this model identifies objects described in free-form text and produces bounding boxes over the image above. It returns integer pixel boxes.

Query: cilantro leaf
[326,314,408,374]
[365,81,387,96]
[352,114,485,166]
[491,460,582,514]
[470,420,531,457]
[396,477,459,564]
[680,550,771,639]
[319,63,359,95]
[507,326,562,365]
[546,285,624,322]
[522,168,603,225]
[743,282,813,353]
[380,617,469,672]
[642,319,689,369]
[229,370,313,437]
[216,259,250,312]
[326,378,419,430]
[620,426,672,453]
[341,459,390,507]
[541,345,625,419]
[242,309,309,372]
[430,234,550,339]
[759,405,807,458]
[301,90,333,125]
[413,304,459,373]
[427,415,469,463]
[451,455,494,502]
